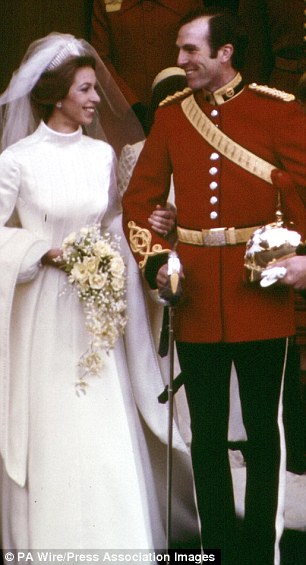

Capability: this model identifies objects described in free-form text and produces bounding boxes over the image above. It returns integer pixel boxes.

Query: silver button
[210,211,218,220]
[209,167,218,175]
[210,152,220,161]
[209,181,218,190]
[211,109,218,117]
[210,196,218,204]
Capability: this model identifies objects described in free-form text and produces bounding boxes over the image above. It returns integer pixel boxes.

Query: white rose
[89,272,108,290]
[111,277,125,291]
[71,262,89,284]
[92,240,112,257]
[110,256,125,277]
[83,256,99,274]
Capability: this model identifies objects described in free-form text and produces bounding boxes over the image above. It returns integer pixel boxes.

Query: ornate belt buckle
[202,227,227,246]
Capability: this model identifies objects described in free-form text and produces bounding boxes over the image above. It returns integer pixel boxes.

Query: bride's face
[52,66,100,131]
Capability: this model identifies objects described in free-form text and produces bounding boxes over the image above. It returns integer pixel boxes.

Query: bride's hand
[41,248,65,269]
[148,204,176,237]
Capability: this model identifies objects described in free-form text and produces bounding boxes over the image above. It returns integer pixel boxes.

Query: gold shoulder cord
[181,95,275,184]
[159,87,192,108]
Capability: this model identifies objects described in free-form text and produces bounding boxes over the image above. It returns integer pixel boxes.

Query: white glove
[260,266,287,287]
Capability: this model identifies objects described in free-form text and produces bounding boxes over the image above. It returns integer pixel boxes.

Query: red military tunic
[122,75,306,343]
[91,0,203,105]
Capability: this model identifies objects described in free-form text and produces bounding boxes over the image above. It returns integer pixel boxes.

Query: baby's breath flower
[80,227,90,236]
[63,232,77,246]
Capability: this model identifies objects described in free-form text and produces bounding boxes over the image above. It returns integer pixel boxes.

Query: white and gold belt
[177,225,260,247]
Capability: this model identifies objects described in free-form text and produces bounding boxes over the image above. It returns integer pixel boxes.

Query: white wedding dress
[0,122,198,550]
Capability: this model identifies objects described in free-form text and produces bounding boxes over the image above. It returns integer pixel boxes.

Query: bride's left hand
[41,248,66,269]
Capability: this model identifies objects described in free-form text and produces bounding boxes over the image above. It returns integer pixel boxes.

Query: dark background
[0,0,93,92]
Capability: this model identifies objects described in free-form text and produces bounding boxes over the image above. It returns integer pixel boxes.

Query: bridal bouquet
[61,225,127,393]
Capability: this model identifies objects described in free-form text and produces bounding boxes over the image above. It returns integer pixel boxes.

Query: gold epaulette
[104,0,122,12]
[249,83,295,102]
[159,87,193,107]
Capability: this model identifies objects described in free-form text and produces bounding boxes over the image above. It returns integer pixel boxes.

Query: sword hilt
[167,250,181,295]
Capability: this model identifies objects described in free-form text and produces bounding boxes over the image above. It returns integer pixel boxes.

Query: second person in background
[91,0,203,129]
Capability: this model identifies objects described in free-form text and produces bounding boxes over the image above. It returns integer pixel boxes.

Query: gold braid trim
[181,95,275,184]
[249,83,295,102]
[128,221,171,269]
[159,87,192,107]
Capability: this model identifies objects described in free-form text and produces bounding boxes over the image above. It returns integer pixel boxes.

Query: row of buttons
[209,109,220,220]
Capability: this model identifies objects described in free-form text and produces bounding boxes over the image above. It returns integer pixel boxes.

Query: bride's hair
[31,55,96,121]
[0,32,144,154]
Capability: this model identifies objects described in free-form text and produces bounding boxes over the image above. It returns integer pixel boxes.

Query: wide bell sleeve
[0,149,50,486]
[0,149,50,282]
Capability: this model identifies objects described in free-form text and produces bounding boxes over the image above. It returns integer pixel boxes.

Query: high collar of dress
[201,73,244,106]
[39,120,83,143]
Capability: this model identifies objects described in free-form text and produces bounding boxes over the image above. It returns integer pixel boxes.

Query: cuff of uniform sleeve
[144,252,169,289]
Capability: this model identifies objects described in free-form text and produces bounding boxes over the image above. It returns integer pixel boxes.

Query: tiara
[46,41,83,71]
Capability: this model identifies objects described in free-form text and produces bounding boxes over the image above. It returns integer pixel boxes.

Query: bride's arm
[0,149,51,280]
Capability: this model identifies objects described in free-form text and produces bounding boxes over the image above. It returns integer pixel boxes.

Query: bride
[0,33,198,550]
